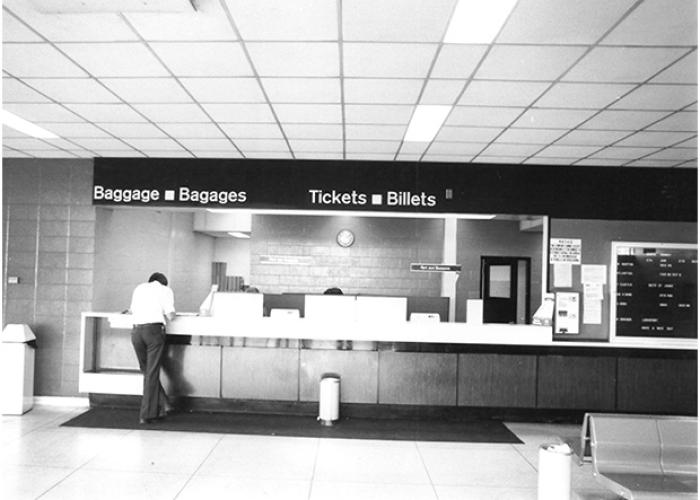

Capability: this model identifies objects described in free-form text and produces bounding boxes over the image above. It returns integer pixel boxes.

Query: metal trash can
[0,324,37,415]
[318,374,340,426]
[537,443,573,500]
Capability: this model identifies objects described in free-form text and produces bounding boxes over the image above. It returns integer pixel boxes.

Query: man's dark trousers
[131,323,167,421]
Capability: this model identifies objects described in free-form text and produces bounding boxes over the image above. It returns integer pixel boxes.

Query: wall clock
[336,229,355,248]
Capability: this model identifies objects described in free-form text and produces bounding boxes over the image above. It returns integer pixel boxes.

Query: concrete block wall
[250,215,443,296]
[2,159,95,396]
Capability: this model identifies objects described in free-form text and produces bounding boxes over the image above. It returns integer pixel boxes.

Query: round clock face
[336,229,355,248]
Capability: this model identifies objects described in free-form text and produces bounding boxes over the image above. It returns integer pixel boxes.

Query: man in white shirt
[129,272,176,424]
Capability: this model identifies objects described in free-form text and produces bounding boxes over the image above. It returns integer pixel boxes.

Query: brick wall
[250,215,443,296]
[2,159,95,396]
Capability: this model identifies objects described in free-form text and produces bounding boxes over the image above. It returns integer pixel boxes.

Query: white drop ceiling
[1,0,697,167]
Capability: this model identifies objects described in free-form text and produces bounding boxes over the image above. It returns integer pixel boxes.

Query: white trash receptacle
[318,374,340,426]
[0,324,36,415]
[537,443,573,500]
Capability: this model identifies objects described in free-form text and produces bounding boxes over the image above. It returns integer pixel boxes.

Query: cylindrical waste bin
[0,324,36,415]
[537,443,573,500]
[318,374,340,426]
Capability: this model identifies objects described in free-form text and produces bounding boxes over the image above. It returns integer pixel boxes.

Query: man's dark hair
[323,287,343,295]
[148,272,168,286]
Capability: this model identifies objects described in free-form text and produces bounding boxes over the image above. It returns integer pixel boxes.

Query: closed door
[480,256,531,324]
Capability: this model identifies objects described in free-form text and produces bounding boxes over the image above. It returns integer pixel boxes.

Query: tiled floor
[0,404,624,500]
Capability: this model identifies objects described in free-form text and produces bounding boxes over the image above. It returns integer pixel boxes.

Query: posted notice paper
[553,263,573,288]
[583,297,603,324]
[581,264,607,284]
[550,238,582,264]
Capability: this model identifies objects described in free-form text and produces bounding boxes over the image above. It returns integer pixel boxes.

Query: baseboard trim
[35,396,90,408]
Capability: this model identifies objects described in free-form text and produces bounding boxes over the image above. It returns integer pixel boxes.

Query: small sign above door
[410,263,462,272]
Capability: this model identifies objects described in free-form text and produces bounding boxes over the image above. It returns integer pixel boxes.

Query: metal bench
[580,413,698,499]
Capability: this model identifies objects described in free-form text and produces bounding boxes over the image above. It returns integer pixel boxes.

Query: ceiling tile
[132,103,210,122]
[192,151,244,158]
[3,11,42,42]
[615,131,696,148]
[295,152,344,160]
[126,0,236,41]
[138,150,193,158]
[92,150,144,157]
[513,108,597,129]
[262,78,340,103]
[646,112,698,132]
[3,138,59,150]
[676,137,698,148]
[496,128,565,144]
[626,159,687,168]
[72,138,134,150]
[572,158,629,166]
[537,145,601,158]
[102,78,192,103]
[580,110,671,130]
[272,104,342,123]
[346,153,396,161]
[480,156,526,164]
[446,106,524,127]
[563,47,689,83]
[651,52,698,84]
[346,140,400,154]
[498,0,635,44]
[431,45,488,79]
[459,81,549,107]
[481,143,543,157]
[150,42,253,77]
[180,78,265,103]
[3,78,51,102]
[434,127,502,142]
[476,46,586,80]
[343,0,454,42]
[602,0,697,46]
[289,139,343,153]
[24,78,120,103]
[555,129,630,146]
[344,79,422,104]
[224,0,337,40]
[345,104,413,124]
[420,80,465,105]
[281,124,343,140]
[201,103,275,122]
[125,138,186,151]
[159,123,225,139]
[400,142,430,154]
[66,104,148,123]
[99,123,168,138]
[244,152,293,159]
[610,84,697,111]
[247,43,339,77]
[644,147,697,161]
[3,149,33,157]
[423,153,475,162]
[4,103,82,122]
[236,139,290,152]
[57,43,168,77]
[26,150,81,158]
[344,43,437,78]
[428,142,487,155]
[3,44,87,77]
[345,125,407,141]
[3,125,33,138]
[536,83,635,109]
[396,152,422,161]
[590,146,660,160]
[36,122,111,138]
[219,123,283,139]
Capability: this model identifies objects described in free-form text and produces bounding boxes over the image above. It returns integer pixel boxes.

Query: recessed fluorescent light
[404,105,451,142]
[2,110,58,139]
[443,0,517,44]
[228,231,251,239]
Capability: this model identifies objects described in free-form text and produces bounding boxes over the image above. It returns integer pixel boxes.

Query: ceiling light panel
[281,123,343,140]
[224,0,337,41]
[513,109,596,129]
[201,103,275,123]
[101,78,192,103]
[344,79,422,105]
[132,103,209,123]
[99,122,168,138]
[536,82,635,109]
[24,78,120,103]
[497,0,635,45]
[345,125,407,141]
[2,78,51,103]
[431,45,488,79]
[609,84,698,111]
[579,110,670,131]
[272,104,342,123]
[343,0,455,42]
[125,0,237,41]
[651,52,697,84]
[179,78,265,103]
[246,43,339,77]
[459,81,549,107]
[4,103,81,123]
[445,106,523,127]
[444,0,517,43]
[420,80,466,105]
[602,0,697,46]
[219,123,284,139]
[434,126,502,142]
[345,104,414,125]
[57,43,168,77]
[261,78,341,103]
[404,105,451,142]
[476,45,586,80]
[3,44,87,77]
[343,43,438,78]
[65,103,148,122]
[158,123,225,139]
[562,47,690,83]
[150,42,253,77]
[646,112,698,132]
